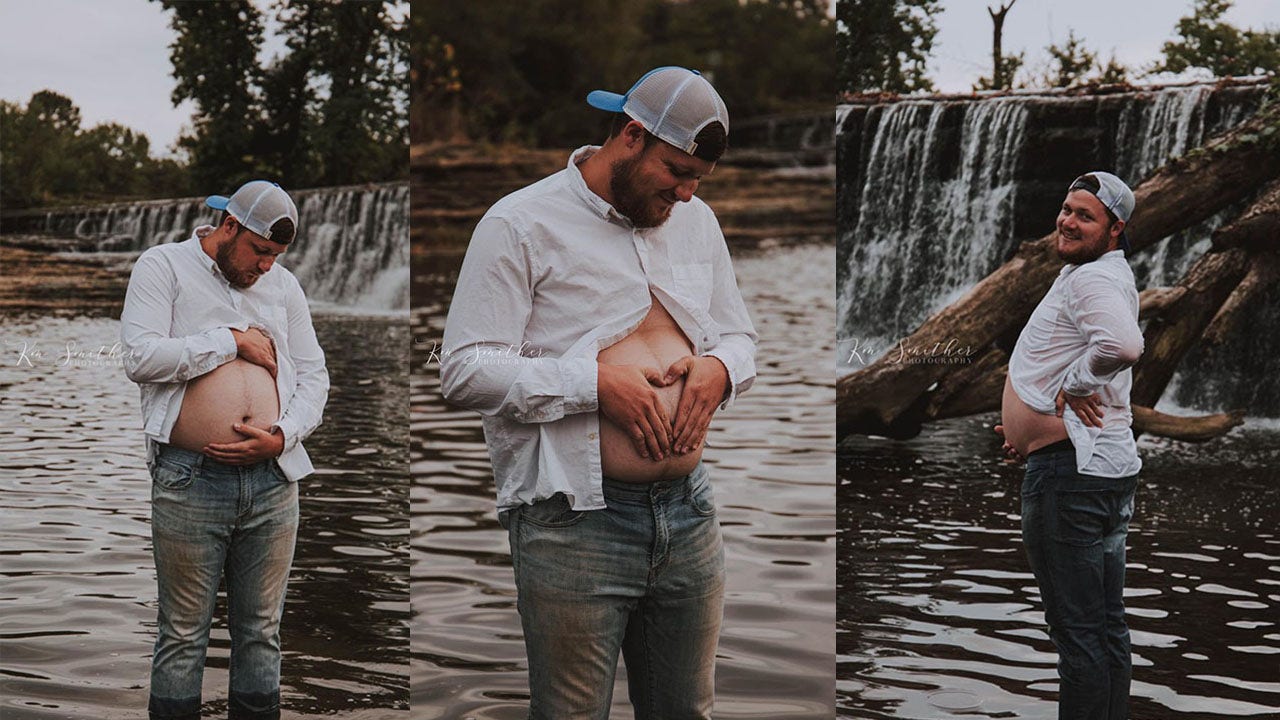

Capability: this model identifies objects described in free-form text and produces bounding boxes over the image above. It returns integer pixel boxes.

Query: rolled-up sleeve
[699,214,758,409]
[272,275,329,453]
[440,215,598,422]
[120,251,243,384]
[1062,269,1144,397]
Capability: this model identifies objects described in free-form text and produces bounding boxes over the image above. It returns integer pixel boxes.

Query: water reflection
[411,242,837,718]
[838,415,1280,718]
[0,310,410,717]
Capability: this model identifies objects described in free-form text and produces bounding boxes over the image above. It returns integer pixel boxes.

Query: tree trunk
[989,1,1016,90]
[838,101,1280,440]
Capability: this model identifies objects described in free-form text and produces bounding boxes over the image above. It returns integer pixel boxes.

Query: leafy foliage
[1153,0,1280,77]
[415,0,835,147]
[155,0,408,189]
[1,91,186,208]
[838,0,940,95]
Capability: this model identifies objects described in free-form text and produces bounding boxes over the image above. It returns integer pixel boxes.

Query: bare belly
[1001,375,1068,458]
[598,295,703,482]
[169,358,280,452]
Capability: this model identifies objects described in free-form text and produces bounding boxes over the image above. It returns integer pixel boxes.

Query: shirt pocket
[670,262,714,313]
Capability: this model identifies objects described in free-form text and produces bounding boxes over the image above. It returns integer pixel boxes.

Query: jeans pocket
[151,459,195,491]
[520,493,587,529]
[689,477,717,518]
[1050,488,1109,547]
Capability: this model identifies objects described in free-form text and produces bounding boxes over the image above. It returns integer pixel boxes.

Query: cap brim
[587,90,626,112]
[205,195,230,210]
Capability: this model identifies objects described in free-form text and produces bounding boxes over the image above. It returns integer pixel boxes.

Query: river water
[410,241,838,718]
[837,415,1280,719]
[0,297,410,717]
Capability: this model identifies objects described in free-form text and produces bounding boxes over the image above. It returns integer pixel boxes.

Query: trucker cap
[206,180,299,242]
[587,66,729,157]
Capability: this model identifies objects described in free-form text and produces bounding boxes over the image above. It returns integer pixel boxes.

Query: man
[996,171,1144,720]
[440,66,757,718]
[121,180,329,720]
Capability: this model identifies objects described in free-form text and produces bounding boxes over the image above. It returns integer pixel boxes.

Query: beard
[1056,230,1111,265]
[609,151,672,229]
[215,233,260,288]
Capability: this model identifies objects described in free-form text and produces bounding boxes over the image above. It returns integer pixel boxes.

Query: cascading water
[837,97,1027,349]
[5,182,409,311]
[838,80,1276,415]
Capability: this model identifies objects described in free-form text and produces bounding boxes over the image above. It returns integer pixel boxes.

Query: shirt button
[588,432,597,440]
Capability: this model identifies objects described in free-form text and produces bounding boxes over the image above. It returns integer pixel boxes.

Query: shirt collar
[188,224,228,281]
[566,145,629,224]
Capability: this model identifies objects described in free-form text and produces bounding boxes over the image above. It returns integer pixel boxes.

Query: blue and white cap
[206,180,298,242]
[587,66,729,156]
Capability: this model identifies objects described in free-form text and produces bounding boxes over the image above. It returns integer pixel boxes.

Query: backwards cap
[587,66,729,157]
[206,180,299,242]
[1068,171,1135,253]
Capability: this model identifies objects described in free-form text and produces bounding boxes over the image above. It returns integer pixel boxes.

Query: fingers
[663,356,692,385]
[647,397,672,458]
[1055,390,1066,418]
[994,424,1005,437]
[629,424,650,459]
[676,402,711,453]
[641,366,668,387]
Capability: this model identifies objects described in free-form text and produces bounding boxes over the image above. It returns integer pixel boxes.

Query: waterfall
[8,182,409,311]
[838,80,1275,415]
[837,97,1028,349]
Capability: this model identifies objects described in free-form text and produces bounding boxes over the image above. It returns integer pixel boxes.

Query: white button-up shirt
[1009,250,1143,477]
[120,226,329,481]
[441,146,758,512]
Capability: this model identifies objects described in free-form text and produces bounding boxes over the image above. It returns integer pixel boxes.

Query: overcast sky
[929,0,1279,91]
[0,0,286,158]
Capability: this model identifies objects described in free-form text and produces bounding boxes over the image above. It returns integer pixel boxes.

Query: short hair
[608,112,728,163]
[217,210,296,245]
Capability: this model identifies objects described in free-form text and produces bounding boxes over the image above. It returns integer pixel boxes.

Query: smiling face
[214,219,289,288]
[608,127,714,228]
[1056,189,1123,264]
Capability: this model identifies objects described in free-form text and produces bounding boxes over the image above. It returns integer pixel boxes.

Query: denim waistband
[155,443,276,476]
[1028,438,1075,458]
[601,463,709,504]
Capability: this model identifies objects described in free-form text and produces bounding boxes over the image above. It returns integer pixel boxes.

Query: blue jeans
[1021,445,1138,720]
[505,462,725,719]
[148,445,298,720]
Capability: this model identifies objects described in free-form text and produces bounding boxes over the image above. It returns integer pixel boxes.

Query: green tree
[0,91,190,208]
[838,0,939,95]
[1045,29,1096,87]
[1153,0,1280,77]
[1096,53,1130,85]
[417,0,834,146]
[154,0,265,189]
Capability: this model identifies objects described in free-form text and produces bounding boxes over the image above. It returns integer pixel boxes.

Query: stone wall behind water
[1,182,409,312]
[837,80,1277,415]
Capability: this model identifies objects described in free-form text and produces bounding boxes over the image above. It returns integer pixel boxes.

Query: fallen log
[838,100,1280,439]
[1202,252,1280,347]
[1138,286,1187,318]
[1211,177,1280,250]
[1132,405,1245,442]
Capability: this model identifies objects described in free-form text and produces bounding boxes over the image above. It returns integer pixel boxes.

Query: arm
[120,251,245,384]
[439,215,598,423]
[1062,270,1144,398]
[271,275,330,454]
[699,216,758,409]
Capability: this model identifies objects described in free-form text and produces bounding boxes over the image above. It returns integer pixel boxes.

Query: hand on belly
[169,358,280,453]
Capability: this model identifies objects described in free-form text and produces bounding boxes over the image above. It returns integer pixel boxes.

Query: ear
[221,214,239,233]
[620,120,647,149]
[1110,219,1125,245]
